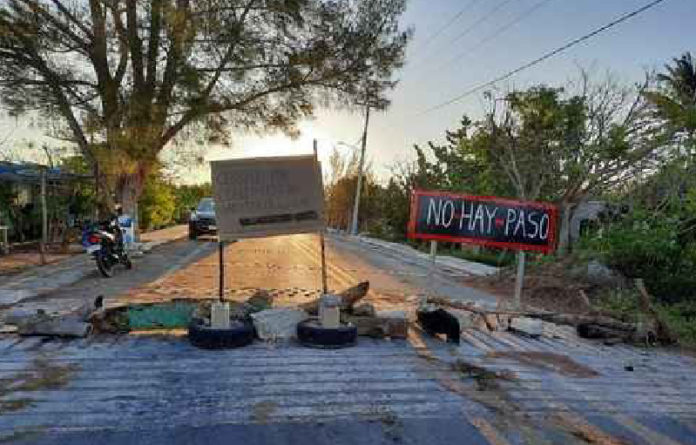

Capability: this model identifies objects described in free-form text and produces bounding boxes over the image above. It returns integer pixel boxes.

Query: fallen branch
[424,296,635,331]
[635,278,675,344]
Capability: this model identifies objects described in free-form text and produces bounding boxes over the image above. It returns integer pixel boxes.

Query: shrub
[582,211,696,304]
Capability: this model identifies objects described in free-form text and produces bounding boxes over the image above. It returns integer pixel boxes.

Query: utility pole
[350,103,370,236]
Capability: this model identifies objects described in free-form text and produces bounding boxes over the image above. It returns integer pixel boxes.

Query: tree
[645,51,696,149]
[138,172,175,230]
[172,182,212,221]
[0,0,411,218]
[483,76,655,255]
[411,116,515,197]
[324,145,381,232]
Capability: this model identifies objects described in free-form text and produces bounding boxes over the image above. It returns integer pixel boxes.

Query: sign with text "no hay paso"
[407,190,558,254]
[211,155,324,240]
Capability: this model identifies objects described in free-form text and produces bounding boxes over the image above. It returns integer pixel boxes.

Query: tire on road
[297,319,357,349]
[96,253,114,278]
[188,318,254,349]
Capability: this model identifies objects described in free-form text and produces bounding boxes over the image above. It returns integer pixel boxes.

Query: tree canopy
[0,0,411,211]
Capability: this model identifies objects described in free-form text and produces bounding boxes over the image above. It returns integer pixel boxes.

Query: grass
[446,247,515,268]
[406,240,515,268]
[593,289,696,348]
[656,302,696,347]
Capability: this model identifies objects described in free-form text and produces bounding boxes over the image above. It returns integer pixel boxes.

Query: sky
[2,0,695,183]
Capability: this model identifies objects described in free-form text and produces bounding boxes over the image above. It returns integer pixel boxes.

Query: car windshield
[197,199,215,213]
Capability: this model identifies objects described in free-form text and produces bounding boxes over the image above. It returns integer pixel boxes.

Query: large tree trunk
[115,172,144,242]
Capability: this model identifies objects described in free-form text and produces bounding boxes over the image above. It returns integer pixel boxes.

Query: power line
[417,0,482,50]
[412,0,553,85]
[419,0,668,115]
[445,0,518,48]
[442,0,555,71]
[408,0,516,72]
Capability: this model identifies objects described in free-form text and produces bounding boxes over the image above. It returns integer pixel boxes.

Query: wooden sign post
[313,139,328,295]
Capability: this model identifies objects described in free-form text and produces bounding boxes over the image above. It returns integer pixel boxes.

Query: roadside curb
[348,234,499,277]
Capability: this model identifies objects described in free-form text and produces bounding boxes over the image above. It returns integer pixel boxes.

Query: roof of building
[0,161,92,183]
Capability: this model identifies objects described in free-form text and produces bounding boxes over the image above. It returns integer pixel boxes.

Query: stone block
[509,317,543,337]
[352,302,376,317]
[251,308,309,341]
[375,310,408,338]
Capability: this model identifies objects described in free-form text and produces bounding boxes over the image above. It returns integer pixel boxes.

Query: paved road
[12,233,496,313]
[2,234,696,444]
[135,233,498,308]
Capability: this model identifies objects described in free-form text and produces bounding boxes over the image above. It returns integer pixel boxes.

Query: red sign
[407,189,558,254]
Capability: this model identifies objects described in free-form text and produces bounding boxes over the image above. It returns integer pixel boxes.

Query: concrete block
[473,314,490,332]
[251,308,309,341]
[509,317,543,337]
[211,302,230,329]
[319,295,341,328]
[483,314,499,331]
[375,310,408,339]
[497,315,510,331]
[351,302,376,317]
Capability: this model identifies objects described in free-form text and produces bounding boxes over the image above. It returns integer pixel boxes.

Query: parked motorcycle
[82,215,132,278]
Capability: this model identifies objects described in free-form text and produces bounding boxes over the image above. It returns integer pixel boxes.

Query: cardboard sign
[211,155,324,240]
[408,189,557,253]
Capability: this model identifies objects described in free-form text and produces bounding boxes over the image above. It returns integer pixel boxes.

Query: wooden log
[635,278,674,344]
[426,296,546,317]
[425,296,635,332]
[577,323,628,340]
[301,281,370,315]
[538,313,635,331]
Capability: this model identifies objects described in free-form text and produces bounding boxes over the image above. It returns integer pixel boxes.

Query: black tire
[96,252,114,278]
[123,256,133,270]
[297,319,357,349]
[188,318,254,349]
[188,228,197,240]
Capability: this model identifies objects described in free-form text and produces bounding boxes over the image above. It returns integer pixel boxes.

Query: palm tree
[646,52,696,141]
[658,52,696,107]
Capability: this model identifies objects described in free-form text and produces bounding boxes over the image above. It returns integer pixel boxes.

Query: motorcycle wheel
[123,255,133,270]
[96,252,114,278]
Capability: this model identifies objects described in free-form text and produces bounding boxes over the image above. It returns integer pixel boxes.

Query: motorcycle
[82,215,132,278]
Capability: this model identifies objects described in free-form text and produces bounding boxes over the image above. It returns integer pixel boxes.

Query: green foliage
[172,183,213,223]
[445,247,515,268]
[656,301,696,347]
[0,0,411,208]
[645,51,696,146]
[138,176,176,231]
[593,288,696,347]
[581,210,696,303]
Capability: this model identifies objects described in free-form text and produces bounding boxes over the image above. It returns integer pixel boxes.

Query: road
[16,233,497,312]
[2,234,696,444]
